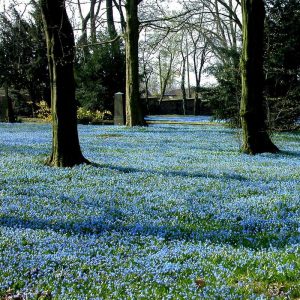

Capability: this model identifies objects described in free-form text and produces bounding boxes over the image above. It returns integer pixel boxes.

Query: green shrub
[35,101,51,121]
[34,104,113,125]
[77,107,112,124]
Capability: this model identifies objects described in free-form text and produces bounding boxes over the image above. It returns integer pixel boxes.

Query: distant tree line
[0,2,124,120]
[0,0,299,166]
[0,4,49,119]
[0,0,299,131]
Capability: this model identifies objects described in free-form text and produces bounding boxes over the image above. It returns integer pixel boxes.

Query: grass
[0,122,299,299]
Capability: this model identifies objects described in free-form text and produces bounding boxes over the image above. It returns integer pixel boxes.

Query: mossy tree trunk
[240,0,279,154]
[125,0,146,126]
[40,0,89,167]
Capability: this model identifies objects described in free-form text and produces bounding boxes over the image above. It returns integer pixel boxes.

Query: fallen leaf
[195,278,206,288]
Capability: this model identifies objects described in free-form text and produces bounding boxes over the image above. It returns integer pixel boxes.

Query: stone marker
[114,92,125,125]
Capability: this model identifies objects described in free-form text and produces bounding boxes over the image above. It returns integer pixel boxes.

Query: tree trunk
[193,42,207,116]
[113,0,126,33]
[90,0,97,44]
[186,38,191,99]
[193,88,200,116]
[106,0,121,58]
[40,0,89,167]
[144,74,150,114]
[158,53,174,106]
[158,54,163,105]
[125,0,145,126]
[4,83,15,122]
[240,0,279,154]
[180,55,187,115]
[77,0,90,60]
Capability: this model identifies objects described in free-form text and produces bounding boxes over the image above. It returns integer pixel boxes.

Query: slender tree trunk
[113,0,126,32]
[77,0,90,60]
[180,53,187,115]
[240,0,279,154]
[40,0,89,167]
[125,0,145,126]
[106,0,121,58]
[144,67,150,114]
[193,71,201,116]
[158,53,174,106]
[158,54,163,103]
[4,83,15,122]
[229,0,237,50]
[214,0,228,49]
[194,82,200,115]
[186,38,191,99]
[193,42,207,116]
[90,0,97,44]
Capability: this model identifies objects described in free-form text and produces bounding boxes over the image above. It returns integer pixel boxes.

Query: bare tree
[179,32,187,115]
[158,49,176,105]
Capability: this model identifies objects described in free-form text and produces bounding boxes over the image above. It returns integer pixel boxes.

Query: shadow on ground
[0,213,296,250]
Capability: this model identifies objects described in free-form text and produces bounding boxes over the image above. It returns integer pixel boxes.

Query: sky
[0,0,220,87]
[0,0,28,14]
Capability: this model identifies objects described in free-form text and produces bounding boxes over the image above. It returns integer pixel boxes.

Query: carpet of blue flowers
[0,122,299,299]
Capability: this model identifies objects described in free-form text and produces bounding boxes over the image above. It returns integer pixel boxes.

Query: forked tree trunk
[40,0,89,167]
[125,0,145,126]
[158,53,174,107]
[240,0,279,154]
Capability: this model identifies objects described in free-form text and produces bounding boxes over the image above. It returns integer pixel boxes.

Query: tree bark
[112,0,126,33]
[106,0,121,58]
[125,0,145,126]
[77,0,90,59]
[186,37,191,99]
[240,0,279,154]
[90,0,97,44]
[0,82,16,123]
[193,41,207,116]
[40,0,89,167]
[181,58,186,115]
[180,42,187,115]
[158,52,174,106]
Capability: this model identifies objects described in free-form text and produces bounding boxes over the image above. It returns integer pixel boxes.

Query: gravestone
[114,92,125,125]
